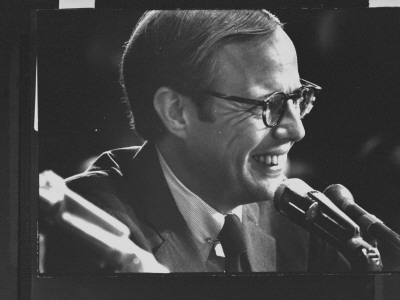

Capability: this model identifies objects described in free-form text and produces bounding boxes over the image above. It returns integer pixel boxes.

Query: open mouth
[252,154,287,166]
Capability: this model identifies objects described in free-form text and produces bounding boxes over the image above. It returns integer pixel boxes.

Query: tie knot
[218,214,247,255]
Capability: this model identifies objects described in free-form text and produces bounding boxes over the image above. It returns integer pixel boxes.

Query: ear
[153,87,189,139]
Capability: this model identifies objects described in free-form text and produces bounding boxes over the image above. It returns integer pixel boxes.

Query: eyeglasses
[204,79,322,128]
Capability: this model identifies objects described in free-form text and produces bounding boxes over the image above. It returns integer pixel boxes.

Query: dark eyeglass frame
[204,79,322,128]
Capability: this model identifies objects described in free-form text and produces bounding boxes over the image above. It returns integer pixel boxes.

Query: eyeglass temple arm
[300,79,322,91]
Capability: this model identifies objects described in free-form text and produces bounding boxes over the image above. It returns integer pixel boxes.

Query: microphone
[274,178,382,271]
[324,184,400,255]
[39,170,169,273]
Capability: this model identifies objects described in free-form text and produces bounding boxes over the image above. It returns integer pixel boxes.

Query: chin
[247,175,286,204]
[268,175,286,194]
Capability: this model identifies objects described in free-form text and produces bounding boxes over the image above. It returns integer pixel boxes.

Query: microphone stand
[343,237,382,272]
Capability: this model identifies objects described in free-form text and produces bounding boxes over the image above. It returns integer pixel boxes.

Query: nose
[272,100,305,142]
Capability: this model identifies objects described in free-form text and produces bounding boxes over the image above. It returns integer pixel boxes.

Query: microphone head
[274,178,361,248]
[274,178,313,212]
[323,184,355,210]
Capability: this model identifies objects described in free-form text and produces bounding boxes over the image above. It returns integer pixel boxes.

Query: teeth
[253,154,286,166]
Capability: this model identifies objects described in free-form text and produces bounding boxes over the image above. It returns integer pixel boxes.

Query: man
[42,10,349,273]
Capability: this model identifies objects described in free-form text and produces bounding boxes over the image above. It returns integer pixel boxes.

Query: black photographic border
[5,0,400,299]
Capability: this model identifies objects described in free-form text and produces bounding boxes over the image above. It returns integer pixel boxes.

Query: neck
[155,136,241,214]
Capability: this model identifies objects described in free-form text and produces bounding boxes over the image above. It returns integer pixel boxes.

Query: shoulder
[65,146,145,220]
[66,146,141,184]
[80,146,142,176]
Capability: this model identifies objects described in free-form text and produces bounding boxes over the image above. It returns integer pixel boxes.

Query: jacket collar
[243,202,277,271]
[128,142,207,271]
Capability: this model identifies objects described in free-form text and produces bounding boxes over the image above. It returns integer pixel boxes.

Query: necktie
[218,214,251,272]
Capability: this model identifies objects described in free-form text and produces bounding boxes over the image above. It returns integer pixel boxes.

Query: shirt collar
[156,146,242,261]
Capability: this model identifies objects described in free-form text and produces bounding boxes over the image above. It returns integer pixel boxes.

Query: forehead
[214,27,299,96]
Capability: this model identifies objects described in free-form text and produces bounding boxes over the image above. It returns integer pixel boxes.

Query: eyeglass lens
[263,87,315,127]
[264,94,286,126]
[299,88,315,117]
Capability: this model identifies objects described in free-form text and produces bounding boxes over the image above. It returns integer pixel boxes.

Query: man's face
[183,27,305,212]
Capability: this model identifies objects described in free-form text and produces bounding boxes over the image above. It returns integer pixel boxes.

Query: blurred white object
[370,0,400,7]
[59,0,95,9]
[39,170,169,273]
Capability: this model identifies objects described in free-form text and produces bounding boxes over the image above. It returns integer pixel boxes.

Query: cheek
[228,124,266,151]
[188,108,267,161]
[218,130,266,172]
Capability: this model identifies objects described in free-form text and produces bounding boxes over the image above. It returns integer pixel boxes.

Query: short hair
[120,10,282,141]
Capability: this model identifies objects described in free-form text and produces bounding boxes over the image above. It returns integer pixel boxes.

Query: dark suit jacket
[42,142,350,273]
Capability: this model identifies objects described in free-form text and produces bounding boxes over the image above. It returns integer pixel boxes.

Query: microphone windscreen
[273,178,314,213]
[324,184,355,210]
[274,178,312,198]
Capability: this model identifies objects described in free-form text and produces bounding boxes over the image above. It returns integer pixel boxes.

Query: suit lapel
[154,227,207,272]
[127,142,207,272]
[243,202,277,272]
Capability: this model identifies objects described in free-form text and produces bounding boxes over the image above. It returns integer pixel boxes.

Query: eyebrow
[250,85,303,101]
[252,92,274,101]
